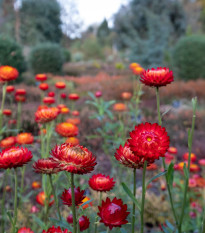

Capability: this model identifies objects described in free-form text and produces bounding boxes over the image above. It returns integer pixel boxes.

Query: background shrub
[173,35,205,80]
[29,43,64,73]
[0,36,26,73]
[63,49,71,62]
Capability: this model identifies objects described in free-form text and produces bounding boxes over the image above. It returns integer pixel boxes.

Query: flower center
[146,136,152,142]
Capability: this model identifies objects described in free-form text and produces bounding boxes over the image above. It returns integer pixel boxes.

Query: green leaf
[165,220,175,231]
[121,182,141,212]
[49,217,72,230]
[32,215,46,228]
[6,211,14,225]
[146,170,167,187]
[167,162,174,186]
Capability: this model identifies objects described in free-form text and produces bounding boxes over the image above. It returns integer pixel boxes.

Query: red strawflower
[15,95,25,102]
[18,227,34,233]
[183,152,197,162]
[168,147,177,154]
[140,67,174,87]
[61,93,67,99]
[89,174,115,192]
[16,133,34,145]
[33,159,61,174]
[65,137,79,146]
[98,197,129,230]
[61,187,85,206]
[35,74,47,82]
[55,82,66,89]
[0,136,16,148]
[128,122,170,164]
[67,214,90,232]
[66,118,80,125]
[6,85,15,93]
[36,191,54,206]
[48,91,55,97]
[0,146,32,169]
[72,110,80,116]
[95,91,102,98]
[56,122,78,137]
[39,83,49,91]
[199,159,205,166]
[35,107,58,123]
[43,97,55,105]
[0,66,19,81]
[16,89,26,95]
[32,181,41,189]
[3,109,12,116]
[68,93,79,100]
[51,143,97,174]
[115,143,145,169]
[147,163,158,170]
[42,226,70,233]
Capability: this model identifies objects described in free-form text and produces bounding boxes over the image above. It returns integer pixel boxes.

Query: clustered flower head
[35,107,59,123]
[55,122,78,137]
[89,174,115,192]
[61,186,85,206]
[98,197,130,230]
[16,133,34,145]
[42,226,70,233]
[0,136,16,148]
[0,65,19,81]
[67,214,90,231]
[33,158,61,174]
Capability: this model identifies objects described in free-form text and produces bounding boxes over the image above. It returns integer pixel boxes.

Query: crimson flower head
[199,159,205,166]
[43,97,55,105]
[61,186,85,206]
[98,197,129,230]
[89,174,115,192]
[16,133,34,145]
[67,214,90,232]
[0,146,32,169]
[39,83,49,91]
[61,93,67,99]
[140,67,174,87]
[0,65,19,81]
[35,107,58,123]
[128,122,170,164]
[51,143,97,174]
[36,191,54,206]
[0,136,16,149]
[33,158,61,174]
[35,74,47,82]
[48,92,55,97]
[55,82,66,89]
[95,91,102,98]
[6,85,15,93]
[56,122,78,137]
[3,109,12,116]
[18,227,34,233]
[16,89,26,95]
[183,152,197,162]
[15,95,25,102]
[42,226,70,233]
[72,110,80,116]
[68,93,79,100]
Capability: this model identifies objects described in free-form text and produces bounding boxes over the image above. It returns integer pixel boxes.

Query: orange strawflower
[35,107,58,123]
[0,136,16,148]
[16,133,34,145]
[113,103,127,112]
[55,82,66,89]
[56,122,78,137]
[66,118,80,125]
[36,191,54,206]
[68,93,79,100]
[121,92,132,100]
[183,152,197,162]
[39,83,49,91]
[132,66,144,75]
[35,74,47,82]
[65,137,79,146]
[0,65,19,81]
[60,107,70,114]
[32,181,41,189]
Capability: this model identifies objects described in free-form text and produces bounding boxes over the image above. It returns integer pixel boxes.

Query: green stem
[12,168,18,233]
[17,102,22,131]
[19,165,26,207]
[178,98,197,233]
[140,161,147,233]
[1,170,8,233]
[49,174,61,220]
[44,175,49,224]
[107,227,110,233]
[71,173,77,233]
[94,192,103,233]
[0,83,7,134]
[40,126,45,158]
[132,168,136,233]
[155,87,179,227]
[45,122,53,157]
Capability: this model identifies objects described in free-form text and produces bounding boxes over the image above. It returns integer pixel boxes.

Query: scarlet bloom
[48,92,55,97]
[6,85,15,93]
[16,89,26,95]
[66,118,80,125]
[95,91,102,98]
[55,82,66,89]
[128,122,170,164]
[32,181,41,189]
[183,152,197,162]
[36,191,54,206]
[35,74,47,82]
[65,137,79,146]
[15,95,25,102]
[68,93,79,100]
[115,143,145,169]
[147,163,158,171]
[0,146,32,169]
[35,107,58,123]
[140,67,174,87]
[43,97,55,105]
[80,196,93,209]
[51,143,97,174]
[0,66,19,81]
[56,122,78,137]
[3,109,12,116]
[42,226,70,233]
[67,214,90,232]
[18,227,34,233]
[98,197,129,230]
[89,174,115,192]
[199,159,205,166]
[121,92,132,100]
[72,110,80,116]
[0,136,16,148]
[113,103,127,112]
[61,187,85,206]
[176,162,200,172]
[16,133,34,145]
[60,107,70,114]
[33,159,61,174]
[39,83,49,91]
[61,93,67,99]
[168,147,178,154]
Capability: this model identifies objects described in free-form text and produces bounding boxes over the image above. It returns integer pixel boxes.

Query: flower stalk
[1,170,8,233]
[70,173,77,233]
[0,82,7,134]
[131,168,136,233]
[12,168,18,233]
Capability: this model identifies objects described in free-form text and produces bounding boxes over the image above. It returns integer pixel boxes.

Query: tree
[113,0,186,67]
[97,19,111,45]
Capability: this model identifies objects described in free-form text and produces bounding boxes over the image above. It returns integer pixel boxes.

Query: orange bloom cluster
[129,63,144,75]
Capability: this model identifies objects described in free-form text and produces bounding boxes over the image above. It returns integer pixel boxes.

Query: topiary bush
[173,35,205,80]
[29,43,64,73]
[0,36,26,73]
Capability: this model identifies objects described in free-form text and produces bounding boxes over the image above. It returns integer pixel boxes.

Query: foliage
[0,36,26,73]
[113,0,186,67]
[20,0,62,45]
[63,49,71,62]
[97,19,111,45]
[172,35,205,80]
[29,43,64,74]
